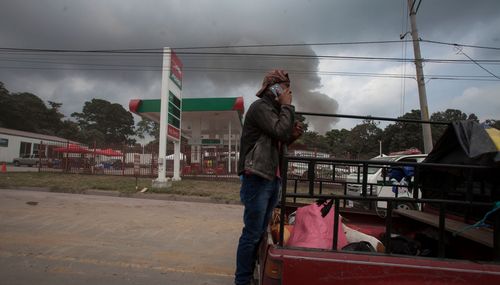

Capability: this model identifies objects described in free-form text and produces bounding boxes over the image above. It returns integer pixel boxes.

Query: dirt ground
[0,188,244,285]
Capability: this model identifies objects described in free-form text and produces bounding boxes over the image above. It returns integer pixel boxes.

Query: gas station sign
[166,52,182,142]
[170,51,183,89]
[167,125,180,140]
[156,47,183,183]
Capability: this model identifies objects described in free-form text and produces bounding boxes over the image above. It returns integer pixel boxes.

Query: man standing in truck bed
[235,69,303,285]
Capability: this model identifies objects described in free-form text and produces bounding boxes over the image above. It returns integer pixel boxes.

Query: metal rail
[278,155,500,260]
[296,111,451,125]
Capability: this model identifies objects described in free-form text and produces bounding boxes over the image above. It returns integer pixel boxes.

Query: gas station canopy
[129,97,245,144]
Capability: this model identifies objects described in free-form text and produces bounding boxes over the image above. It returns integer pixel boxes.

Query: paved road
[0,189,243,285]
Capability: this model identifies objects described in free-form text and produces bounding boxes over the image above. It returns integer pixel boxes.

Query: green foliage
[345,119,382,159]
[0,86,67,136]
[325,128,350,157]
[430,109,479,144]
[382,110,423,154]
[56,120,81,141]
[298,108,489,158]
[484,119,500,129]
[136,118,159,142]
[0,82,136,145]
[71,98,136,146]
[296,131,329,152]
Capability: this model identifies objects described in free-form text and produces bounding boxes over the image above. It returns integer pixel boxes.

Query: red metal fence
[36,141,240,179]
[36,141,351,181]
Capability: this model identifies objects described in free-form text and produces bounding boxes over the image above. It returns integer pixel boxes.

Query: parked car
[96,159,123,170]
[300,164,350,181]
[288,162,308,178]
[345,154,427,212]
[13,154,40,167]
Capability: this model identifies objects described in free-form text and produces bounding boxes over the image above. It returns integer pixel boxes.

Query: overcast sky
[0,0,499,133]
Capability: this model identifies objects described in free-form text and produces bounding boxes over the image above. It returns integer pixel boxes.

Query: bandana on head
[256,69,290,97]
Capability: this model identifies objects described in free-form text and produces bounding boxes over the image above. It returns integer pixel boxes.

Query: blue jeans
[235,174,280,285]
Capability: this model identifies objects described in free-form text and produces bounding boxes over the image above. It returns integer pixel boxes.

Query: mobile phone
[269,83,283,97]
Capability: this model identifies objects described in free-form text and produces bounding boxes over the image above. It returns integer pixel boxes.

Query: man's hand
[291,121,304,140]
[278,87,292,105]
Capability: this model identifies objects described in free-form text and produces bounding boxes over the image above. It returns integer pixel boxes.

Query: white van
[345,154,427,214]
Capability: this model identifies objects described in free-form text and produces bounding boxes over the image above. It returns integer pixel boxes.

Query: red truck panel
[267,246,500,285]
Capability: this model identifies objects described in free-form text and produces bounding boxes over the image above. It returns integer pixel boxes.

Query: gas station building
[129,97,244,175]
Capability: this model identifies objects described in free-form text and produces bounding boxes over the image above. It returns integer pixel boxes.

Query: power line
[0,63,497,81]
[172,40,408,50]
[0,50,499,64]
[1,38,499,53]
[422,39,500,51]
[455,47,500,80]
[0,41,411,53]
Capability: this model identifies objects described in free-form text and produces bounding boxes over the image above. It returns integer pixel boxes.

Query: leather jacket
[238,93,295,180]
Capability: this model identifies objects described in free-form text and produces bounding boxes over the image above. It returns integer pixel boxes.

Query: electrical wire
[0,50,499,65]
[423,40,500,51]
[0,38,499,53]
[454,47,500,80]
[0,63,497,82]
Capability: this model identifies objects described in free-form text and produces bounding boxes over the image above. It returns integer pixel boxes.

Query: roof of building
[0,127,81,144]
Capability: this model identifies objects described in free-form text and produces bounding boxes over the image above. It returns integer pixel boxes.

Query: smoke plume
[180,40,339,134]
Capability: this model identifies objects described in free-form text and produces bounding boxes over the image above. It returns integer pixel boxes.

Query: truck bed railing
[279,156,500,259]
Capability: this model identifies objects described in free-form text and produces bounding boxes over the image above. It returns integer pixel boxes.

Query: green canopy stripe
[134,97,241,113]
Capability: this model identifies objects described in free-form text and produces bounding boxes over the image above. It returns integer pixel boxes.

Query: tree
[295,131,329,153]
[484,119,500,129]
[71,99,136,146]
[0,82,10,128]
[345,119,382,159]
[0,90,65,135]
[56,120,81,142]
[382,110,423,154]
[325,128,350,158]
[430,109,478,143]
[136,118,159,143]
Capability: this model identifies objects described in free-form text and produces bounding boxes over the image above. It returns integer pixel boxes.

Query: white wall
[0,134,23,163]
[0,134,64,163]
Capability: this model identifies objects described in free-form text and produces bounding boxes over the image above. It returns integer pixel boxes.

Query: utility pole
[407,0,433,153]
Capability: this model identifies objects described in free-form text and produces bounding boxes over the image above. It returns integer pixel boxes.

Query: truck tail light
[264,257,283,280]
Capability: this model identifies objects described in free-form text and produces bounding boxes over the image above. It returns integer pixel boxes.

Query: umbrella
[95,148,123,157]
[53,144,89,154]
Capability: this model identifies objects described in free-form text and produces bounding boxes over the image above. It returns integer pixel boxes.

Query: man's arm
[251,102,295,142]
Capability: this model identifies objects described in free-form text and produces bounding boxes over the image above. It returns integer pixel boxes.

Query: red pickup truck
[256,150,500,284]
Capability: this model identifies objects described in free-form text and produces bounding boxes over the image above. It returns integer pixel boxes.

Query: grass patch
[0,172,241,203]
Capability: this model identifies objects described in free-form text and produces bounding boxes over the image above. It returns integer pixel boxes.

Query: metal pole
[173,141,181,181]
[228,120,232,174]
[407,0,433,154]
[156,47,171,183]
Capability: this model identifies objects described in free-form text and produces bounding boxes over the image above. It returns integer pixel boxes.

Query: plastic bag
[287,202,348,250]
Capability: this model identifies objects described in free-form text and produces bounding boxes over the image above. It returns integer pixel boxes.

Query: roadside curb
[0,187,242,206]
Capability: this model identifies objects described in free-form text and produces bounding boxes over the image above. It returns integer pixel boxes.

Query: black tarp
[421,121,499,221]
[424,120,499,165]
